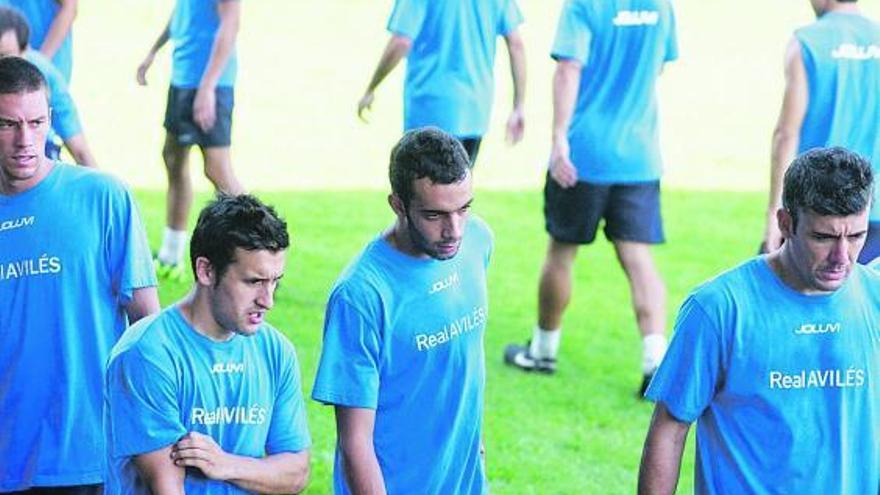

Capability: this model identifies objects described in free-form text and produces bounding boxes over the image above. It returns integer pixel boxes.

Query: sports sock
[157,227,188,266]
[529,325,560,360]
[642,333,668,374]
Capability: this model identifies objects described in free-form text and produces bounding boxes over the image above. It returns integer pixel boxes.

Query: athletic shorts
[163,86,234,147]
[7,484,103,495]
[458,136,482,165]
[858,221,880,264]
[543,175,664,245]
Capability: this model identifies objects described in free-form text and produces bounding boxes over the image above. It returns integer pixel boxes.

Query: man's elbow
[505,31,525,54]
[389,35,412,56]
[288,465,310,494]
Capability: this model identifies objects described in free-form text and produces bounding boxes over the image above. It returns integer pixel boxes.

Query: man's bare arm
[124,286,160,324]
[38,0,77,60]
[637,403,691,495]
[137,17,171,86]
[63,133,97,168]
[503,28,526,144]
[336,406,386,495]
[357,35,412,121]
[192,0,240,131]
[549,59,582,188]
[765,37,808,251]
[133,445,186,495]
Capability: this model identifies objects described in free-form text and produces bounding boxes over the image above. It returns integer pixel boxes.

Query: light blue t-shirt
[388,0,523,138]
[0,164,156,491]
[646,257,880,494]
[170,0,238,88]
[0,0,73,82]
[796,12,880,221]
[312,217,493,495]
[552,0,677,183]
[27,50,81,143]
[105,306,311,495]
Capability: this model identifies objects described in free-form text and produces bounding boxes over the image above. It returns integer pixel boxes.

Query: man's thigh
[602,181,665,244]
[163,86,235,148]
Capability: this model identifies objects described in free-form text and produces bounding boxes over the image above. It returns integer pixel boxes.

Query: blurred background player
[137,0,245,280]
[356,0,527,164]
[763,0,880,263]
[0,6,96,167]
[0,56,158,494]
[0,0,75,82]
[503,0,678,395]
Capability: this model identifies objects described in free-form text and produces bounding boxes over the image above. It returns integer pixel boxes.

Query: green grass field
[55,0,880,493]
[136,189,764,494]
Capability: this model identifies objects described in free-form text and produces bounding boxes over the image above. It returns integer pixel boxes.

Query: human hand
[357,92,374,123]
[171,432,235,481]
[549,138,577,188]
[762,210,784,253]
[193,87,217,132]
[136,53,155,86]
[505,106,524,145]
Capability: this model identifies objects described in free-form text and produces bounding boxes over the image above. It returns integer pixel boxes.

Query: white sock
[157,227,188,266]
[529,325,560,360]
[642,334,668,374]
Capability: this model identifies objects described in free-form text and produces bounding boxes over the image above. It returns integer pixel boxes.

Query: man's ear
[194,256,215,287]
[777,208,794,239]
[388,193,406,219]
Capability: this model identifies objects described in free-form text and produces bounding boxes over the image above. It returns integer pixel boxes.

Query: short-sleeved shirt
[27,50,82,142]
[105,306,311,495]
[551,0,677,183]
[646,257,880,494]
[388,0,523,138]
[312,217,493,495]
[0,0,73,82]
[0,163,156,491]
[795,12,880,221]
[170,0,238,88]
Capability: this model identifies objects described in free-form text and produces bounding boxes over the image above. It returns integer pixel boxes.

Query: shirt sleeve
[106,347,186,458]
[105,180,158,305]
[663,5,679,62]
[498,0,524,36]
[311,290,382,408]
[550,0,591,64]
[644,295,724,423]
[265,341,312,454]
[386,0,427,39]
[44,62,82,140]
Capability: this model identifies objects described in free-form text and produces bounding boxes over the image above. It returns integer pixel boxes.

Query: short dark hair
[783,147,874,229]
[0,55,45,96]
[389,127,471,207]
[190,194,290,279]
[0,7,28,52]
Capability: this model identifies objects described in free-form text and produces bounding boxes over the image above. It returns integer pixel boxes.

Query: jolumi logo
[429,272,460,295]
[211,362,245,374]
[832,43,880,60]
[794,322,841,335]
[613,10,659,27]
[0,215,35,233]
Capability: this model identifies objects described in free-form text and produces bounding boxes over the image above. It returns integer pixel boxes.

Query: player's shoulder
[851,262,880,295]
[687,257,765,305]
[109,308,178,365]
[57,163,132,196]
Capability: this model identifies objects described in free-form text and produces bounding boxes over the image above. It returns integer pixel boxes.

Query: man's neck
[0,157,53,195]
[178,290,235,342]
[825,1,861,15]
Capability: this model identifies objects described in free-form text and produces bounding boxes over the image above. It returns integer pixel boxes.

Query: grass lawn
[136,187,764,494]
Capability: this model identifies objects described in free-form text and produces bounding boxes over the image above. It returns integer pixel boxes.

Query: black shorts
[544,175,664,245]
[7,484,103,495]
[858,221,880,264]
[458,136,482,165]
[163,86,234,147]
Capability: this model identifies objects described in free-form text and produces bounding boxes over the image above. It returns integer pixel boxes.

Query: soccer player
[763,0,880,263]
[137,0,245,280]
[312,127,493,494]
[0,0,75,82]
[104,194,311,495]
[356,0,527,164]
[0,56,158,494]
[503,0,678,394]
[0,6,96,167]
[640,147,880,494]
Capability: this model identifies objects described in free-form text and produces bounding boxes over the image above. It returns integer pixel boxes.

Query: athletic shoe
[638,370,655,399]
[154,258,187,283]
[503,341,557,374]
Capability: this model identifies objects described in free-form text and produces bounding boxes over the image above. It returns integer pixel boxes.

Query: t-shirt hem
[311,390,377,409]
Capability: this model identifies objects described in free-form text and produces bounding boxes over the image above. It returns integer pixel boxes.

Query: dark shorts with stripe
[164,85,234,147]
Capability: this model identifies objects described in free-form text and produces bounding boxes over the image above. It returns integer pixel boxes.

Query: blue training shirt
[646,257,880,494]
[27,50,82,143]
[388,0,523,138]
[0,0,73,82]
[105,306,311,495]
[0,164,156,491]
[552,0,677,183]
[170,0,238,88]
[795,12,880,221]
[312,217,493,495]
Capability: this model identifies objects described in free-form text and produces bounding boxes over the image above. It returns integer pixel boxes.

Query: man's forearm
[64,133,97,168]
[200,5,240,91]
[552,62,580,141]
[769,129,798,213]
[637,405,689,495]
[39,0,77,59]
[341,444,386,495]
[225,452,310,494]
[364,36,411,95]
[505,31,526,109]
